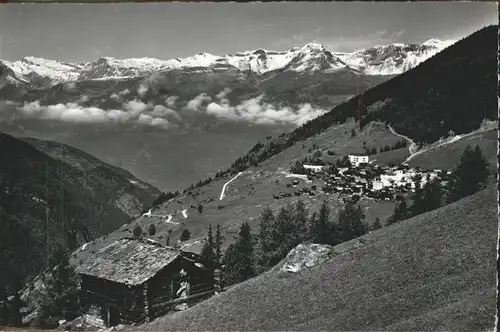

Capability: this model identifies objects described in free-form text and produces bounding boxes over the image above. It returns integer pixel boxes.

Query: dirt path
[379,121,496,164]
[220,172,244,200]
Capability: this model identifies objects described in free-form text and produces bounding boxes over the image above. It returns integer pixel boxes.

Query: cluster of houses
[285,155,451,202]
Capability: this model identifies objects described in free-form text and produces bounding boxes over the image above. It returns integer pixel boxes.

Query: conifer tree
[133,225,143,238]
[337,203,367,243]
[222,221,254,285]
[410,174,424,216]
[313,201,333,245]
[452,145,489,199]
[386,199,410,225]
[38,243,80,327]
[255,208,275,268]
[215,224,222,263]
[306,212,318,240]
[270,204,295,264]
[291,200,308,244]
[421,176,443,212]
[201,224,215,262]
[372,217,382,231]
[148,224,156,236]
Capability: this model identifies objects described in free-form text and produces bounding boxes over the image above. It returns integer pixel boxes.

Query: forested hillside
[0,133,160,298]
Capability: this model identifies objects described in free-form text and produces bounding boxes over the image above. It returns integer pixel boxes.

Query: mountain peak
[422,38,443,46]
[422,38,456,48]
[300,43,326,52]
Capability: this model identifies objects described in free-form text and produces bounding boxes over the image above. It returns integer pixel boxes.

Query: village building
[348,155,369,167]
[303,165,325,172]
[75,238,219,328]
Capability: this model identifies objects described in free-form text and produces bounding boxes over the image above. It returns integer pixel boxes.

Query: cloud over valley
[3,87,327,130]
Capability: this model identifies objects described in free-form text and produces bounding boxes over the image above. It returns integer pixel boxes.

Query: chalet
[76,238,219,328]
[348,155,369,167]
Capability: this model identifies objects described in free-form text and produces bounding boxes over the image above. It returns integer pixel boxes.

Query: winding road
[220,172,244,200]
[381,121,495,164]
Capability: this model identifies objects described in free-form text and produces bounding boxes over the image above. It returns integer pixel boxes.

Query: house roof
[75,238,183,286]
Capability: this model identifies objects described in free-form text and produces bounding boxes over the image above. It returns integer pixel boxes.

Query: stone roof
[75,238,182,286]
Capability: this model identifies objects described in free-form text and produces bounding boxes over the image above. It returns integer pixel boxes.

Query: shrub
[148,224,156,236]
[180,229,191,241]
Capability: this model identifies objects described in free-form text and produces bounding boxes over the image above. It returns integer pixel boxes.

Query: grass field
[407,129,497,171]
[142,184,498,331]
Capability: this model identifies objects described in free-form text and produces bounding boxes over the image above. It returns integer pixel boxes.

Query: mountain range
[1,39,454,90]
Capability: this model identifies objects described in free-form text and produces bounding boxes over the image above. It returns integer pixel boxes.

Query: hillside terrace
[282,159,451,203]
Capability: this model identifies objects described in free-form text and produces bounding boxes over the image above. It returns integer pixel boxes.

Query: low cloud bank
[201,89,327,126]
[7,87,326,130]
[13,98,181,130]
[185,93,212,112]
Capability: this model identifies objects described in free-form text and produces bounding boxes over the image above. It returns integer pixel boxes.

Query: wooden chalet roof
[75,238,183,286]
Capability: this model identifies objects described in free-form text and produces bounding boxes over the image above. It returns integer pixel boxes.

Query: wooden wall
[146,256,216,320]
[79,255,218,326]
[80,275,146,326]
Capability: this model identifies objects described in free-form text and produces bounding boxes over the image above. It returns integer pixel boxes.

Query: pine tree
[38,243,80,327]
[421,176,443,212]
[306,212,318,241]
[453,144,489,198]
[255,208,275,268]
[180,229,191,241]
[148,224,156,236]
[222,222,254,285]
[313,201,333,245]
[292,200,309,243]
[270,204,295,264]
[133,225,143,238]
[166,229,172,246]
[337,203,367,243]
[372,217,382,231]
[215,224,222,263]
[386,199,410,225]
[273,205,293,246]
[201,225,215,262]
[410,174,424,216]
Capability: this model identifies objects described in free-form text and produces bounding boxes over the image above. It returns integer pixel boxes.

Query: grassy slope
[71,120,403,263]
[407,128,498,172]
[144,184,498,331]
[73,115,496,264]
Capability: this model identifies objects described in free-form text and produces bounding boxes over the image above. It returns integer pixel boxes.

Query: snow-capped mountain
[0,57,84,89]
[335,39,456,75]
[0,39,455,90]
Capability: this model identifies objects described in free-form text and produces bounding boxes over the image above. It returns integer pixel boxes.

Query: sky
[0,2,497,62]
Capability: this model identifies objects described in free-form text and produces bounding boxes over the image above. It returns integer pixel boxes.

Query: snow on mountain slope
[0,57,83,88]
[0,39,455,89]
[283,43,348,72]
[336,40,456,75]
